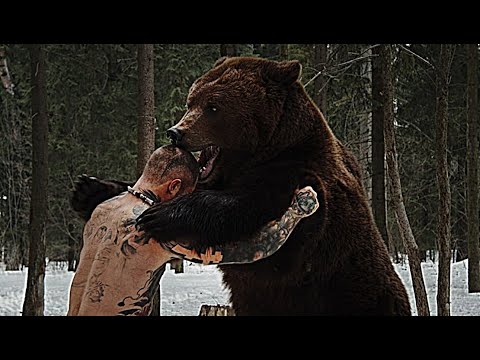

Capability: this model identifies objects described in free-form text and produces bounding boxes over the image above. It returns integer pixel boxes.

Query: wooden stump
[199,305,235,316]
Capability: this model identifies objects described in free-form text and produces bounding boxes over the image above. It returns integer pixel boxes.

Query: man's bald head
[142,145,199,195]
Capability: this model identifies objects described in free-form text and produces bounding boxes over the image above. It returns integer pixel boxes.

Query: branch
[304,44,380,88]
[397,44,434,69]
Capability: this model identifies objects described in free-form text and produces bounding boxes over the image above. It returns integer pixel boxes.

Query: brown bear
[72,57,411,316]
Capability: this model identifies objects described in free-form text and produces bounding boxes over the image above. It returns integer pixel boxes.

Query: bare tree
[279,44,289,59]
[22,44,48,316]
[383,44,430,316]
[467,44,480,293]
[137,44,160,315]
[313,44,328,116]
[136,44,156,178]
[371,45,388,247]
[0,47,15,95]
[359,45,372,203]
[435,44,455,316]
[220,44,237,57]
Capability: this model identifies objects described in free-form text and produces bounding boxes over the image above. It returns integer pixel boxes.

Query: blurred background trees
[0,44,479,310]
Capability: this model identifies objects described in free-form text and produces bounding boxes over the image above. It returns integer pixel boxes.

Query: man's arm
[166,186,320,264]
[136,161,303,252]
[71,175,133,221]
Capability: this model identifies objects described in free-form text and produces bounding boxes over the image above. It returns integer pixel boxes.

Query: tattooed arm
[114,186,318,316]
[70,186,318,316]
[165,186,319,265]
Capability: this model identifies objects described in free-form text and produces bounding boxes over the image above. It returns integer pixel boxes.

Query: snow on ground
[393,259,480,316]
[0,259,479,316]
[0,261,229,316]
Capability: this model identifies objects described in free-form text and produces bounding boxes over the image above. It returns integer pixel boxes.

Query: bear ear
[262,60,302,86]
[213,56,228,68]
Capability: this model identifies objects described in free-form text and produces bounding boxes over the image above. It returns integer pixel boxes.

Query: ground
[0,259,479,316]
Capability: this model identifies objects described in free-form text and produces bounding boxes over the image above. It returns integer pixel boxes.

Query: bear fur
[74,57,411,315]
[134,57,411,315]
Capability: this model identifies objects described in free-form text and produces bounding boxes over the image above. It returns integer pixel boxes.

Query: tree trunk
[0,47,15,95]
[279,44,289,59]
[137,44,161,316]
[136,44,156,178]
[261,44,279,59]
[383,44,430,316]
[467,44,480,293]
[359,46,372,204]
[313,44,328,116]
[220,44,237,57]
[435,44,454,316]
[371,45,388,247]
[22,44,48,316]
[67,223,75,272]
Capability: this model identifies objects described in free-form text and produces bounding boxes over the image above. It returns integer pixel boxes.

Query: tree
[313,44,328,116]
[371,45,388,247]
[22,44,48,316]
[220,44,237,57]
[136,44,156,178]
[435,44,455,316]
[359,45,372,204]
[136,44,161,316]
[279,44,289,59]
[67,224,75,271]
[467,44,480,293]
[0,46,30,271]
[383,44,430,316]
[0,47,15,95]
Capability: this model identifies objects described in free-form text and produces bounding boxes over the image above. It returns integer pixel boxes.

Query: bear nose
[166,128,184,145]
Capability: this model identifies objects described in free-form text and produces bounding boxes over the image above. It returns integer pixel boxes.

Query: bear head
[167,57,302,187]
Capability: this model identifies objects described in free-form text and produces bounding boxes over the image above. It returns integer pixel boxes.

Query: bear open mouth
[198,145,220,182]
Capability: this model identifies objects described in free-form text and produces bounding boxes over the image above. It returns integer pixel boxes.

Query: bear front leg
[136,163,300,252]
[71,175,133,221]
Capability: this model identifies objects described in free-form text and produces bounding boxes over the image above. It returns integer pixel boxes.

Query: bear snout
[166,127,184,145]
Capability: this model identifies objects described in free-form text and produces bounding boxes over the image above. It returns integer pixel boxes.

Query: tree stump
[199,305,235,316]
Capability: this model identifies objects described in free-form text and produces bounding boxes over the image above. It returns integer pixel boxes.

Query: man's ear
[168,179,182,197]
[262,60,302,86]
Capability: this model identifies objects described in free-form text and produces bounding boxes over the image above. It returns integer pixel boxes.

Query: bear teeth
[198,146,220,181]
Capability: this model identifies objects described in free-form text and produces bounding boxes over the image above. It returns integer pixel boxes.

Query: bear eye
[206,104,218,114]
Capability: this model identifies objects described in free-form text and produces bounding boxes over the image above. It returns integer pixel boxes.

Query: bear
[72,57,411,316]
[69,145,320,316]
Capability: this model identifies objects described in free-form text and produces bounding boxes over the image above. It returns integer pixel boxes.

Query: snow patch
[1,259,479,316]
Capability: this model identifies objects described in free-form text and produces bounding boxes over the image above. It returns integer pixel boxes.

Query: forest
[0,44,479,316]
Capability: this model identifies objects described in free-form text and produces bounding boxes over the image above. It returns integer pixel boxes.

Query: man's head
[137,145,199,202]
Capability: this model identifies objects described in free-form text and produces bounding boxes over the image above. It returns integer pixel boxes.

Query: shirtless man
[68,145,318,316]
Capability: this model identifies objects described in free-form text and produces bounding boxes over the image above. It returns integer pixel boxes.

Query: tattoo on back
[117,266,166,316]
[73,185,318,316]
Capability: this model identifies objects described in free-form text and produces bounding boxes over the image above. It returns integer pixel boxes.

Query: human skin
[68,184,318,316]
[68,147,318,316]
